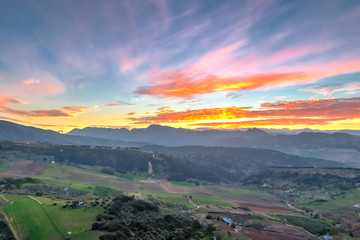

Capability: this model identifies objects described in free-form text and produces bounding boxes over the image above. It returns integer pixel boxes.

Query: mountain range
[1,120,359,167]
[68,124,360,166]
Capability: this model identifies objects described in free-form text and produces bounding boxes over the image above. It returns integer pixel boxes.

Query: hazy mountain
[140,145,346,176]
[69,124,360,151]
[2,120,359,167]
[0,120,145,147]
[69,124,360,166]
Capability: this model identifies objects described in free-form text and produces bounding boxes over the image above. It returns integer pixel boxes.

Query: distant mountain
[140,145,346,177]
[68,125,263,146]
[0,120,145,147]
[69,124,360,166]
[2,120,359,167]
[69,124,360,151]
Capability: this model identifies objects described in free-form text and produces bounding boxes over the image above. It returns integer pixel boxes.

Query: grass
[44,204,103,237]
[206,185,269,197]
[169,181,197,187]
[143,192,194,208]
[297,188,360,211]
[1,194,63,240]
[71,231,103,240]
[1,194,103,240]
[190,194,234,207]
[142,191,234,208]
[36,163,128,193]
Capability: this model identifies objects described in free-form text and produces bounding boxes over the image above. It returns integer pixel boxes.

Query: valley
[0,133,359,239]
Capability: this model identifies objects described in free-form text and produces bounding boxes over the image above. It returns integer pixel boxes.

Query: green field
[1,194,63,240]
[297,188,360,211]
[1,194,103,240]
[44,204,103,237]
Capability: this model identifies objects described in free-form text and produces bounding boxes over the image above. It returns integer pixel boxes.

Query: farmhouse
[223,217,233,225]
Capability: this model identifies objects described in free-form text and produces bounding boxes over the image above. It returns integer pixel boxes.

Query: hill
[68,125,360,166]
[140,145,346,177]
[68,125,360,151]
[0,120,146,148]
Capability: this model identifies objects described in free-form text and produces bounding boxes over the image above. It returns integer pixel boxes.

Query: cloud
[20,77,65,95]
[0,95,26,107]
[136,71,315,98]
[128,106,253,124]
[191,118,342,128]
[103,103,121,108]
[156,106,175,114]
[126,112,136,116]
[0,116,29,125]
[225,92,242,99]
[103,101,133,107]
[134,31,360,99]
[33,123,80,128]
[129,97,360,126]
[302,81,360,96]
[3,105,88,118]
[120,54,147,72]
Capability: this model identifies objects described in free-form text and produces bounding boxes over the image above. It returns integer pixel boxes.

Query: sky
[0,0,360,132]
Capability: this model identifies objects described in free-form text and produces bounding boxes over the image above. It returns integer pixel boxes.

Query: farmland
[1,194,104,240]
[0,144,359,239]
[1,194,62,240]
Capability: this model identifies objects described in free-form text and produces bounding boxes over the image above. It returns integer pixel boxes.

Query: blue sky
[0,0,360,131]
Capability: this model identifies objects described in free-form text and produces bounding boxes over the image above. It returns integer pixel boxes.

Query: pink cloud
[136,39,360,98]
[191,40,245,73]
[120,54,147,72]
[20,77,65,95]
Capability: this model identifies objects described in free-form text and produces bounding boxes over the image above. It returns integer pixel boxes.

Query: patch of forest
[0,220,15,240]
[92,195,207,240]
[242,168,360,191]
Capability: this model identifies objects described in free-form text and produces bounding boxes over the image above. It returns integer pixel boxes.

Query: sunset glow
[1,0,360,132]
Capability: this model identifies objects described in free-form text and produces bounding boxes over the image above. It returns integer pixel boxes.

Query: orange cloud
[129,97,360,126]
[136,39,360,98]
[191,118,344,128]
[20,77,65,95]
[136,71,315,98]
[129,106,253,124]
[126,112,136,116]
[3,106,87,118]
[0,95,25,107]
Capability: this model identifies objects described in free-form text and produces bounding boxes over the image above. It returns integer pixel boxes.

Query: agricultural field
[296,188,360,211]
[1,154,359,239]
[1,194,63,240]
[1,194,103,240]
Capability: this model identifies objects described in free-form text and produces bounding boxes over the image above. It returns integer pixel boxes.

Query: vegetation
[0,177,40,190]
[281,215,330,235]
[0,220,15,240]
[93,195,206,240]
[0,141,238,183]
[1,194,63,240]
[93,186,123,198]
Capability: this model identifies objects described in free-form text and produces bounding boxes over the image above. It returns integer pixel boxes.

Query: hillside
[140,145,346,176]
[0,120,146,148]
[68,124,360,165]
[68,125,360,151]
[0,141,237,183]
